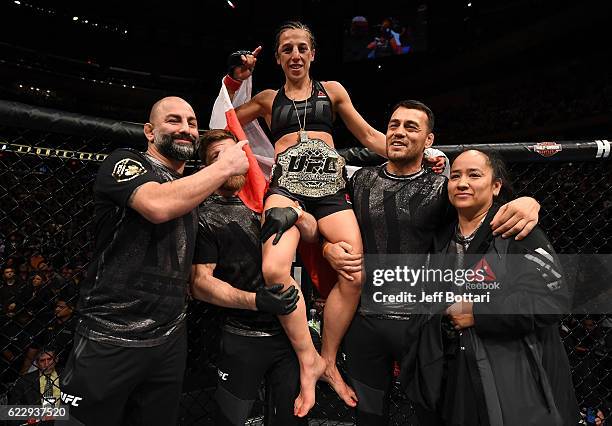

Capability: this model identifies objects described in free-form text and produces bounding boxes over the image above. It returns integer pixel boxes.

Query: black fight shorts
[60,328,187,426]
[266,138,352,220]
[265,185,352,220]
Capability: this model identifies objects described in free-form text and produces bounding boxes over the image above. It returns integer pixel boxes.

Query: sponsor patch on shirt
[112,158,147,182]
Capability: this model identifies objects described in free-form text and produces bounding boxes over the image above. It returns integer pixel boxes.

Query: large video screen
[343,11,428,62]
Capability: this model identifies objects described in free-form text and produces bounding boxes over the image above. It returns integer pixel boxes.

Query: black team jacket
[401,204,578,426]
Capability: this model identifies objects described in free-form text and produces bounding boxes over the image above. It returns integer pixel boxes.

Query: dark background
[1,0,610,146]
[1,2,611,422]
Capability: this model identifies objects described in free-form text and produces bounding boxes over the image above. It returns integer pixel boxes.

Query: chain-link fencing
[0,103,610,425]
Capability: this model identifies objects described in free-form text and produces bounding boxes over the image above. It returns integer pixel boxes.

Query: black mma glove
[255,284,299,315]
[260,207,300,245]
[227,50,252,78]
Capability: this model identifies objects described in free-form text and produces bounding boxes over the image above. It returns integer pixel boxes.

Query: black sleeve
[193,218,219,265]
[473,228,568,338]
[94,149,159,208]
[338,147,385,166]
[7,376,28,405]
[348,167,366,200]
[347,173,356,200]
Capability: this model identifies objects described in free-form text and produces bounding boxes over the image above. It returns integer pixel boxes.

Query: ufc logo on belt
[288,155,338,173]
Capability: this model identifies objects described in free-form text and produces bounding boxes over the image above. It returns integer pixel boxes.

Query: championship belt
[272,139,346,198]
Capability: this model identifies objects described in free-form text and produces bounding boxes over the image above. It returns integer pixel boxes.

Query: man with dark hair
[1,266,24,314]
[59,265,78,300]
[390,99,435,132]
[192,129,316,425]
[60,97,250,426]
[44,298,77,369]
[324,100,540,425]
[37,262,63,296]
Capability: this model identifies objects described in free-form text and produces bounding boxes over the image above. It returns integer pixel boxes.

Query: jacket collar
[465,204,500,255]
[432,203,502,256]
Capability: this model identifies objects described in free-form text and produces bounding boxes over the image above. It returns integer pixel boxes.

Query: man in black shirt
[60,97,250,426]
[324,100,540,425]
[44,298,76,369]
[1,266,24,314]
[192,129,317,425]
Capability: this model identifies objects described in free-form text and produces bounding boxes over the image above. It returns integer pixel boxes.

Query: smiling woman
[219,20,412,417]
[430,149,579,425]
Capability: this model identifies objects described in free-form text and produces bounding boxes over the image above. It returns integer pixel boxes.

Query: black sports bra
[270,80,334,143]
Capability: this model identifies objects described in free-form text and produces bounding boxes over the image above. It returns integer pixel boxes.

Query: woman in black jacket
[433,149,578,426]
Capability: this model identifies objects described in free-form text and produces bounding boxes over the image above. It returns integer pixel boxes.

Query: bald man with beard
[61,97,249,426]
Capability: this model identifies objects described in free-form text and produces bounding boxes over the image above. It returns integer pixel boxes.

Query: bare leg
[262,195,326,417]
[317,210,363,407]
